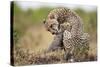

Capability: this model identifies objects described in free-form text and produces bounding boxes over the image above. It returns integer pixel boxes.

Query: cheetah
[43,7,89,62]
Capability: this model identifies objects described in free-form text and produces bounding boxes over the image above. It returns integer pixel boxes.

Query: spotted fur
[44,7,89,62]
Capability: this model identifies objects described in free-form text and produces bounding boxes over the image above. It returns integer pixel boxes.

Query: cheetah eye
[50,24,53,28]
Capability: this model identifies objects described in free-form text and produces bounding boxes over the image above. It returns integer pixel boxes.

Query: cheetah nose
[52,32,55,34]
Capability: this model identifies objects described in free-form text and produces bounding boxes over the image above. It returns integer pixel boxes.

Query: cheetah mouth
[49,29,58,35]
[51,31,59,35]
[47,27,59,35]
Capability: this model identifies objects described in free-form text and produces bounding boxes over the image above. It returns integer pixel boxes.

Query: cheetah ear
[49,14,57,19]
[50,15,55,19]
[64,22,70,26]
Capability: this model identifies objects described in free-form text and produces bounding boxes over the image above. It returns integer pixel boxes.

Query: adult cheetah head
[43,14,59,35]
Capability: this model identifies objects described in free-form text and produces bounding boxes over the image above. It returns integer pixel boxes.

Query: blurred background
[13,1,97,55]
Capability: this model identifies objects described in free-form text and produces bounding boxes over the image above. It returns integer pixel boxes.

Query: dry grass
[13,25,97,66]
[13,46,97,66]
[14,47,65,66]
